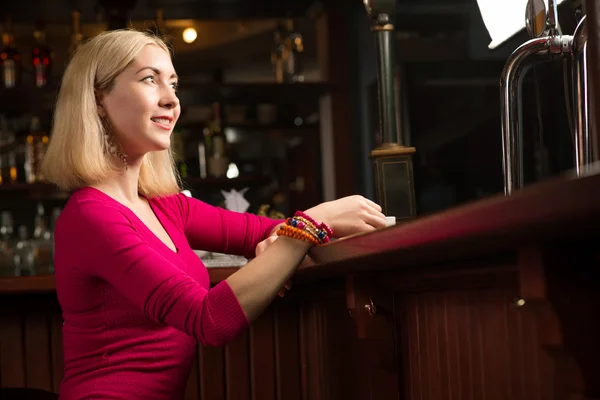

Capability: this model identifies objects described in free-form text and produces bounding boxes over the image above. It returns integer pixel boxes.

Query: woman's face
[98,44,180,159]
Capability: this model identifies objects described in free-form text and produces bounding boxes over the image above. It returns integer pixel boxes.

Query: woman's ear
[97,104,106,118]
[95,90,106,118]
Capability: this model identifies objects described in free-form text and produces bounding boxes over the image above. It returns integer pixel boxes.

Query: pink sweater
[54,187,281,399]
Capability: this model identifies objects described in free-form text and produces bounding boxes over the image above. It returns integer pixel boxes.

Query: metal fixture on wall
[500,0,596,195]
[572,15,592,175]
[500,0,573,195]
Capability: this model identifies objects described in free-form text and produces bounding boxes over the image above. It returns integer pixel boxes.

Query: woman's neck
[92,157,144,207]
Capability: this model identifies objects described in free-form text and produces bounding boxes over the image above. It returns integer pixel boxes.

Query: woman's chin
[149,139,172,152]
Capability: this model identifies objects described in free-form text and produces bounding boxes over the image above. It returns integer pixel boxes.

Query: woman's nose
[159,88,179,109]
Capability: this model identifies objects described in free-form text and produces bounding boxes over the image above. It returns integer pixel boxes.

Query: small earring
[103,128,128,167]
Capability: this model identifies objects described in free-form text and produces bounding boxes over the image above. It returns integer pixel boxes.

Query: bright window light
[476,0,566,49]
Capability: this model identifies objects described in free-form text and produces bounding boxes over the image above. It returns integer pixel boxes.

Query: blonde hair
[41,29,181,197]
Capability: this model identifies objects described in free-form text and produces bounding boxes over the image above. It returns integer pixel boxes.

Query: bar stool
[0,388,59,399]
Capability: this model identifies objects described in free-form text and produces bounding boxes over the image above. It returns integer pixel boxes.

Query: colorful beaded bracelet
[285,218,321,243]
[276,225,320,246]
[287,213,332,244]
[294,211,334,239]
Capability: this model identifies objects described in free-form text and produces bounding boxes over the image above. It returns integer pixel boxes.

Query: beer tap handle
[547,0,560,35]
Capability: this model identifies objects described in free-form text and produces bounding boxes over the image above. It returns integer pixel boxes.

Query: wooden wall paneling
[298,301,326,400]
[298,301,309,399]
[0,294,62,392]
[397,287,552,400]
[50,313,63,393]
[322,296,366,400]
[225,328,250,400]
[296,280,377,400]
[345,274,398,399]
[0,312,25,388]
[315,298,346,400]
[273,299,301,400]
[23,314,53,391]
[249,305,276,400]
[199,343,225,399]
[518,245,600,399]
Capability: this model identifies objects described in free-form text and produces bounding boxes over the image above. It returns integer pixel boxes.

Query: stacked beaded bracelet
[293,211,333,242]
[276,225,320,246]
[275,211,334,245]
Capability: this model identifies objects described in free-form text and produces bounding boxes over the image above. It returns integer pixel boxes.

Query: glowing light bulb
[182,28,197,44]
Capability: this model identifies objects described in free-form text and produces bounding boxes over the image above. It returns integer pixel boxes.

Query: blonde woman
[41,29,386,399]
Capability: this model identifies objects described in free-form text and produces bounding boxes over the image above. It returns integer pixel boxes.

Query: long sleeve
[170,194,283,258]
[55,200,248,347]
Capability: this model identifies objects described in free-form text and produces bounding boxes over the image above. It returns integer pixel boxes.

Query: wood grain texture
[0,289,362,399]
[399,289,549,400]
[1,247,598,399]
[304,169,600,280]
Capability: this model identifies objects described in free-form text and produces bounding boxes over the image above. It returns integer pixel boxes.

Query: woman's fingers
[365,212,387,229]
[356,196,385,220]
[255,235,278,257]
[362,196,383,212]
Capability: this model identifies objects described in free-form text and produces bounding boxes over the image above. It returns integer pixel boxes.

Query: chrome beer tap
[500,0,573,194]
[572,14,593,175]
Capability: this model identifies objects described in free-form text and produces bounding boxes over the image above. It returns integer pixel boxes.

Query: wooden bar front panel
[398,289,550,400]
[0,287,364,399]
[2,244,599,399]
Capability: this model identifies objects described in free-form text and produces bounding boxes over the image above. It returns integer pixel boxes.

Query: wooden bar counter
[1,169,599,399]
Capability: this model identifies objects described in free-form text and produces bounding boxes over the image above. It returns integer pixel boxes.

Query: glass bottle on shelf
[271,25,286,84]
[0,115,7,184]
[0,16,21,89]
[32,20,52,88]
[0,211,15,276]
[13,225,35,276]
[49,207,61,273]
[198,131,208,179]
[24,116,49,183]
[0,115,18,184]
[283,19,304,83]
[206,102,229,178]
[32,202,53,274]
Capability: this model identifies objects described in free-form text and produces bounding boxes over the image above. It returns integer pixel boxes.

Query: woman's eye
[170,82,179,91]
[143,76,155,83]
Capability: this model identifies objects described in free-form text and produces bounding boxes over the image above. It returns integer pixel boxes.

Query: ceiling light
[182,27,197,43]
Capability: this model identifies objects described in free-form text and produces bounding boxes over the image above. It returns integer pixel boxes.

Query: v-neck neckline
[82,187,179,255]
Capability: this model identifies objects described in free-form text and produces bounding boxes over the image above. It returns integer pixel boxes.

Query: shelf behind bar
[0,268,240,295]
[0,82,334,114]
[0,176,270,199]
[176,82,334,104]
